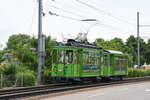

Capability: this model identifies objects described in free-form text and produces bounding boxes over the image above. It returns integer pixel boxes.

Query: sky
[0,0,150,49]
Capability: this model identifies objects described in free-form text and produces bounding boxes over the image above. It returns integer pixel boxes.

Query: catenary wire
[44,3,85,18]
[76,0,135,26]
[29,3,38,34]
[88,0,136,24]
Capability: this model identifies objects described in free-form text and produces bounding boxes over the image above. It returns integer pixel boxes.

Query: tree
[96,37,125,51]
[145,39,150,64]
[108,38,125,51]
[96,38,108,48]
[45,36,55,67]
[6,34,32,50]
[6,34,38,71]
[124,35,137,65]
[125,35,147,65]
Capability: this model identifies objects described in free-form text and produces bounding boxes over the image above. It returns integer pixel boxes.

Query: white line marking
[135,84,144,87]
[118,88,128,91]
[145,89,150,92]
[88,93,105,98]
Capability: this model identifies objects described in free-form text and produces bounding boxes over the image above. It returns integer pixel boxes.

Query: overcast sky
[0,0,150,48]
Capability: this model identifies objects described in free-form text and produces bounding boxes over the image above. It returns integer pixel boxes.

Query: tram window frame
[52,50,57,64]
[103,54,109,66]
[114,57,120,68]
[66,50,73,64]
[83,52,88,64]
[83,51,99,65]
[74,50,79,64]
[115,56,127,68]
[58,50,65,64]
[121,59,127,68]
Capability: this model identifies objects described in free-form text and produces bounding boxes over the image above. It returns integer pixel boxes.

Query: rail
[0,77,149,100]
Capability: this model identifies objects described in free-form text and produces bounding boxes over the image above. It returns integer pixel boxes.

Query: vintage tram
[51,39,129,82]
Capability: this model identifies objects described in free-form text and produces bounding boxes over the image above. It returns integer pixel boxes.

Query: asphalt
[42,82,150,100]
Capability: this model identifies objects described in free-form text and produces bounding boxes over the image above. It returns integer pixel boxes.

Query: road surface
[42,82,150,100]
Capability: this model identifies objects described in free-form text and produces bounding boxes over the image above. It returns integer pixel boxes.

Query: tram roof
[105,50,123,54]
[54,39,103,50]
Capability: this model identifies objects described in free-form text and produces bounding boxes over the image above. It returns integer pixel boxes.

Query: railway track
[0,77,150,100]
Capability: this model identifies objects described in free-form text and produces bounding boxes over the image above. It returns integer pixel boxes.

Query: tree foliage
[0,33,149,87]
[96,35,150,65]
[96,38,125,51]
[0,34,55,86]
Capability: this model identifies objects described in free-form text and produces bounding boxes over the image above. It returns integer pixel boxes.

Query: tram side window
[103,55,108,66]
[115,57,126,68]
[59,50,65,64]
[83,52,89,64]
[52,50,57,64]
[115,58,119,67]
[120,59,123,67]
[83,52,98,65]
[119,57,125,68]
[66,50,73,64]
[74,51,79,64]
[91,52,98,65]
[122,59,127,68]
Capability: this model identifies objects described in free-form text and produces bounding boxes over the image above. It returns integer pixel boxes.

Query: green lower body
[51,64,128,81]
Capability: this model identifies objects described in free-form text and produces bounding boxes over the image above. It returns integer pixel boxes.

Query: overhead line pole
[37,0,45,85]
[137,12,140,67]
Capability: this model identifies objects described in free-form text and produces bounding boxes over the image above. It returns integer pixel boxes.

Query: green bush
[128,68,150,77]
[15,69,35,86]
[0,63,36,87]
[43,67,52,84]
[145,69,150,76]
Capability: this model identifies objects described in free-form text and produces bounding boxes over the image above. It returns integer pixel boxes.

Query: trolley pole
[37,0,45,85]
[137,12,140,67]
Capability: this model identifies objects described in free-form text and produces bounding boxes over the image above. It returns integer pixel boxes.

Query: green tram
[51,39,129,82]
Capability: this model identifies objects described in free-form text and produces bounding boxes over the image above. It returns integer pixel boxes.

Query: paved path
[42,82,150,100]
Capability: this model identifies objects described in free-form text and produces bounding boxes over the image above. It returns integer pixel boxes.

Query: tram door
[64,50,74,77]
[103,53,110,76]
[57,50,65,76]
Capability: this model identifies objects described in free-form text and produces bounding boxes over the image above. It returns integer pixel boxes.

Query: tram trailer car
[51,39,129,82]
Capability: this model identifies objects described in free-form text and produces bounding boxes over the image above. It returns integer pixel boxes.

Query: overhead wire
[58,14,81,21]
[46,0,117,26]
[46,10,134,37]
[75,0,136,36]
[76,0,135,26]
[47,9,81,21]
[92,23,134,36]
[44,3,85,19]
[141,36,150,38]
[29,3,37,35]
[44,1,102,22]
[89,0,136,24]
[46,0,98,19]
[45,0,135,37]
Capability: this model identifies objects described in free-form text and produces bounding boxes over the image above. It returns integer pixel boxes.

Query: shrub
[43,67,52,84]
[1,62,36,87]
[145,69,150,76]
[128,68,149,77]
[15,69,35,86]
